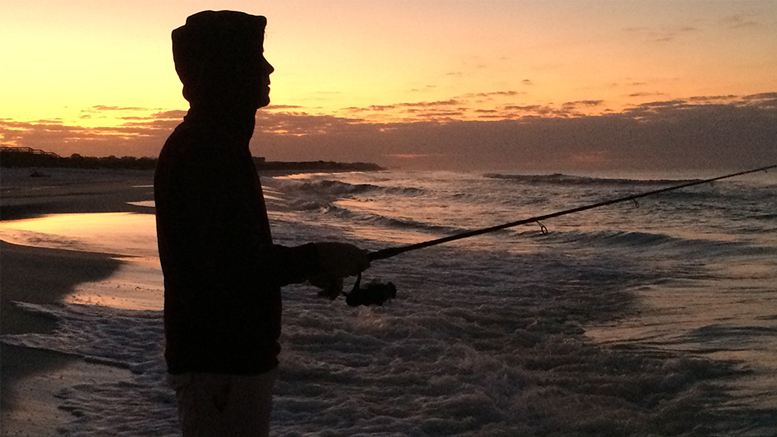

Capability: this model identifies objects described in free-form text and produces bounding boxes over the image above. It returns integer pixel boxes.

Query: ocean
[1,169,776,436]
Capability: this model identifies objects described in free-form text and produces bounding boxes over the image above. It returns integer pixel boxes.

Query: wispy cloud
[722,15,759,30]
[562,100,603,108]
[459,91,523,98]
[2,94,775,172]
[410,85,437,93]
[741,92,777,106]
[265,105,304,110]
[86,105,151,112]
[628,92,665,98]
[342,99,466,121]
[622,25,698,43]
[0,109,185,157]
[255,111,362,136]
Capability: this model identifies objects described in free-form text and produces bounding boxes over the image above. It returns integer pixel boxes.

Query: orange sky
[1,0,776,171]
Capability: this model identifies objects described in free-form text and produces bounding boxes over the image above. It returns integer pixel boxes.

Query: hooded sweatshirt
[155,11,318,375]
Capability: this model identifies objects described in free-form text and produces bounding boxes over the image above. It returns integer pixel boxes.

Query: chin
[256,94,271,109]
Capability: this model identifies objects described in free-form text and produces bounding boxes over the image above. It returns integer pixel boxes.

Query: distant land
[0,147,384,173]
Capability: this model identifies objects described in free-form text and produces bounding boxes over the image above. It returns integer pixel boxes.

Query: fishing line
[343,164,776,306]
[368,164,777,261]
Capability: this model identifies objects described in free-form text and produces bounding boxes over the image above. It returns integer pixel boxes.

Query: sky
[1,0,776,172]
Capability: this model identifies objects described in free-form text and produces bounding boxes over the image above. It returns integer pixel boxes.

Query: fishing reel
[342,272,396,307]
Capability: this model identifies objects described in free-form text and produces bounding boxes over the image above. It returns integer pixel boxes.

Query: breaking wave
[268,177,424,198]
[483,172,697,187]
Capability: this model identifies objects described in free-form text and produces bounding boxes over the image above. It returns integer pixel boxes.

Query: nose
[262,57,274,76]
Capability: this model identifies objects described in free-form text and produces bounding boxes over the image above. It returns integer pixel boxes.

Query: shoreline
[0,165,357,435]
[0,168,154,436]
[0,166,377,221]
[0,241,131,436]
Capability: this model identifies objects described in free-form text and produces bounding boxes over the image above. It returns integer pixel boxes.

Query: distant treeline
[252,158,384,172]
[0,147,383,172]
[1,148,157,170]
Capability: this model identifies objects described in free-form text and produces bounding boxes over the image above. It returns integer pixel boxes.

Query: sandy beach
[1,168,156,221]
[1,168,155,436]
[0,166,333,435]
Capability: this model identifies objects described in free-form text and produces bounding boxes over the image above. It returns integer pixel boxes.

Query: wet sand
[0,166,321,435]
[0,168,153,436]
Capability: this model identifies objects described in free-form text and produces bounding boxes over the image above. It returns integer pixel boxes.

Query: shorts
[168,369,278,437]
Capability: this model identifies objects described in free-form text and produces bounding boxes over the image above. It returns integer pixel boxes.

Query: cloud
[2,95,775,172]
[741,92,777,107]
[405,99,460,107]
[628,92,665,98]
[500,104,583,118]
[265,105,304,110]
[342,99,467,121]
[459,91,523,98]
[625,99,689,114]
[562,100,603,108]
[343,93,539,121]
[255,111,362,136]
[0,111,183,157]
[410,85,437,92]
[87,105,150,112]
[252,95,776,171]
[622,25,698,43]
[722,15,758,29]
[503,105,542,111]
[687,95,738,103]
[149,110,188,119]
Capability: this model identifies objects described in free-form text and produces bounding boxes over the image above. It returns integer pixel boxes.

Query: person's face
[244,43,274,109]
[257,54,274,108]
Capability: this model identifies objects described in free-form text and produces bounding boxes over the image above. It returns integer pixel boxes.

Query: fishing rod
[367,164,776,261]
[343,164,776,306]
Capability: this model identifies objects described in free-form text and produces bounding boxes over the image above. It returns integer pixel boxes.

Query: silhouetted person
[154,11,369,436]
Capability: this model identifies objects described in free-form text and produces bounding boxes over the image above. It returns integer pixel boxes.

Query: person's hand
[308,242,370,300]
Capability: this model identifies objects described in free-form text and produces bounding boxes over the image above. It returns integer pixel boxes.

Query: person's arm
[193,147,369,294]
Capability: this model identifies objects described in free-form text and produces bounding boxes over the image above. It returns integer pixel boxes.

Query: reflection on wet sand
[0,213,163,311]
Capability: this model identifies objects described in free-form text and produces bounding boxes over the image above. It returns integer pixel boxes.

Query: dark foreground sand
[1,168,155,436]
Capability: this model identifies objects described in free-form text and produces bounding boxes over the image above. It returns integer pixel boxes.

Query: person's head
[172,11,274,111]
